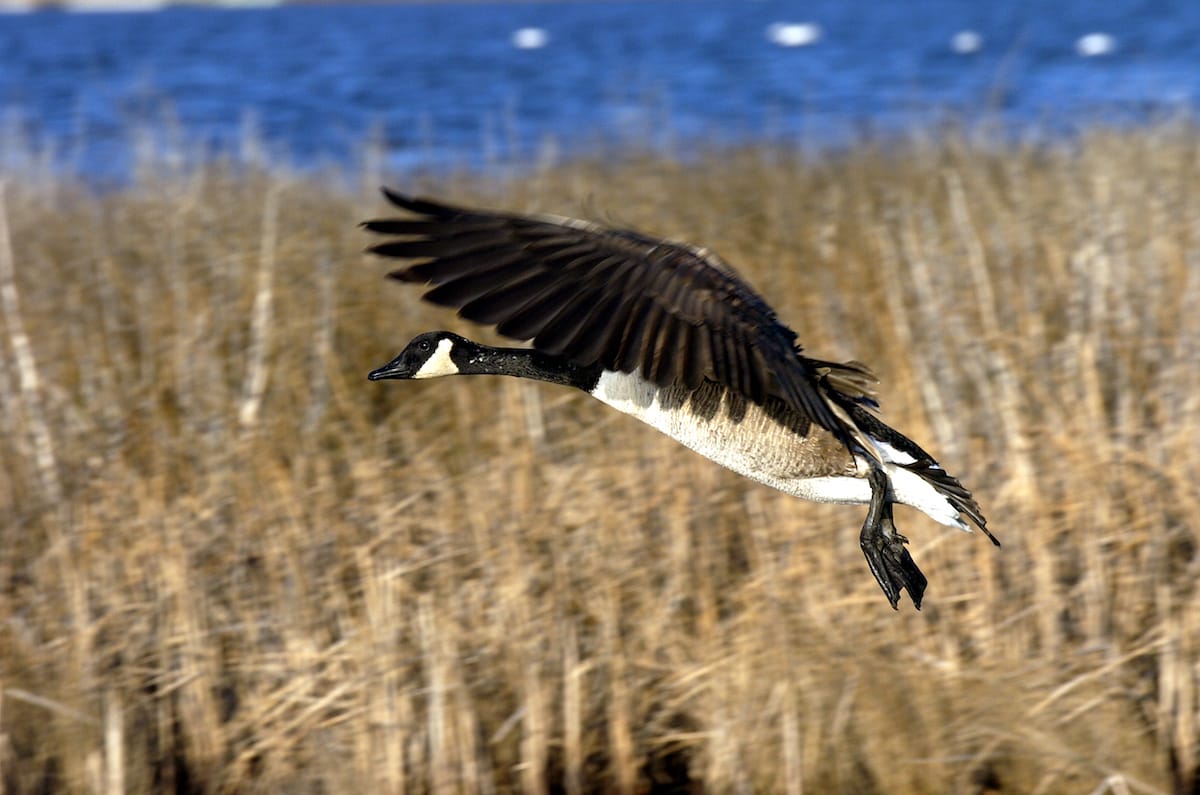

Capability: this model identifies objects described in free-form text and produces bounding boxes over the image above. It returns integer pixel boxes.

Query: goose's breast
[589,371,857,485]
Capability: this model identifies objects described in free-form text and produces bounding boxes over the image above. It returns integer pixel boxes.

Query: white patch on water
[767,22,822,47]
[1076,32,1115,57]
[512,27,549,50]
[951,30,983,54]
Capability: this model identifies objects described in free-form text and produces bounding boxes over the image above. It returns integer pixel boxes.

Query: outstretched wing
[363,189,856,444]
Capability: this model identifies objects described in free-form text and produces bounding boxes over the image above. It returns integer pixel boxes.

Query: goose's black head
[368,331,475,381]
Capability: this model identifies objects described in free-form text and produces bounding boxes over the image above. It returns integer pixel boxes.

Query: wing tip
[386,267,425,283]
[380,186,412,208]
[360,218,398,233]
[378,187,460,218]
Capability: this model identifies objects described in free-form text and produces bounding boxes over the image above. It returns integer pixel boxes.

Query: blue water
[1,0,1198,181]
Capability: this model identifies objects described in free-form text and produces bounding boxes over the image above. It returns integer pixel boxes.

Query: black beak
[367,355,410,381]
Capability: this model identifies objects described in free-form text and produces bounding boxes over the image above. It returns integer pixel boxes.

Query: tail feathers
[841,400,999,547]
[898,457,997,545]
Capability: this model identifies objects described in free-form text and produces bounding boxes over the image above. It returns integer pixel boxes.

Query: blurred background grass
[1,123,1198,794]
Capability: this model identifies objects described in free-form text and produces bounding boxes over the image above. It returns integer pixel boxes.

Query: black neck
[457,342,602,391]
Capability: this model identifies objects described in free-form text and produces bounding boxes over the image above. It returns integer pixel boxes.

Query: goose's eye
[418,340,431,352]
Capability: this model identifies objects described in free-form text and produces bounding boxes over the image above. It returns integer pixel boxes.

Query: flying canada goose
[363,189,998,609]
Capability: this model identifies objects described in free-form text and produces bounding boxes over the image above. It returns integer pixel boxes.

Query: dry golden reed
[0,125,1197,794]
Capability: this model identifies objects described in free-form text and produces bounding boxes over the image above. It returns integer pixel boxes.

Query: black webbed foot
[860,466,928,609]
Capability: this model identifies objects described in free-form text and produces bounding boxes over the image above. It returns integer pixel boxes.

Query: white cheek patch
[413,338,459,379]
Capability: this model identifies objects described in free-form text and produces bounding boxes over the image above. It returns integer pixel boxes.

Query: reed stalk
[0,126,1196,794]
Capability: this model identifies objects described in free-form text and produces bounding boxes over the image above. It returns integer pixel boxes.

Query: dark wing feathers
[364,189,853,444]
[681,325,708,391]
[591,292,638,365]
[388,247,529,285]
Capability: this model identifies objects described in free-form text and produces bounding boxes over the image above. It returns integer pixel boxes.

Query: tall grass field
[1,126,1198,794]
